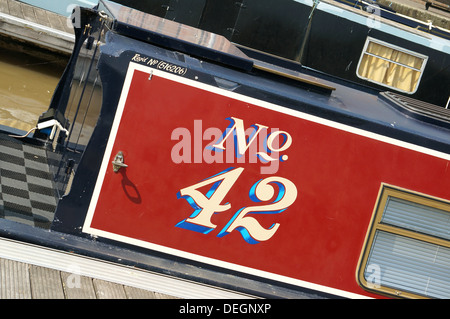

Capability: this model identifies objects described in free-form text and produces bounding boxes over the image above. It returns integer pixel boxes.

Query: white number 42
[176,167,298,244]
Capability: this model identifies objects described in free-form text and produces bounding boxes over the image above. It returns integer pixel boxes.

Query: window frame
[356,37,428,94]
[357,184,450,299]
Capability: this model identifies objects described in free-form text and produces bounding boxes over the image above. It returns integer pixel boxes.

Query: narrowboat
[0,0,449,299]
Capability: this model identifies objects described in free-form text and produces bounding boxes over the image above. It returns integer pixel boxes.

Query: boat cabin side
[0,0,449,299]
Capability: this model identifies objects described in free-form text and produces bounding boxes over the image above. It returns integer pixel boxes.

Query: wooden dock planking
[0,257,178,299]
[1,0,73,34]
[29,265,66,299]
[0,259,31,299]
[0,0,75,55]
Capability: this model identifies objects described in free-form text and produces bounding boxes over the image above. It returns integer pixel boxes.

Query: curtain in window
[358,42,424,93]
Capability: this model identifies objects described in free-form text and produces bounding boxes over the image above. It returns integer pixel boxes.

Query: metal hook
[112,151,128,172]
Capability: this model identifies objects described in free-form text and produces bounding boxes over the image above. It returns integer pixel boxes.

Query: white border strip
[84,62,450,299]
[0,237,252,299]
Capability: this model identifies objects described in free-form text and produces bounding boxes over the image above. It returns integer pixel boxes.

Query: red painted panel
[85,64,450,298]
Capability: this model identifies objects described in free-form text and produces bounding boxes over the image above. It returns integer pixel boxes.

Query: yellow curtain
[358,42,424,93]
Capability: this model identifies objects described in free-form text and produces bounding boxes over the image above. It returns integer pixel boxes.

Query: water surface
[0,47,66,131]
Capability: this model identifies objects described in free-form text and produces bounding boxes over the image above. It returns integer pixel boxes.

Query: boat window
[357,185,450,298]
[357,37,428,94]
